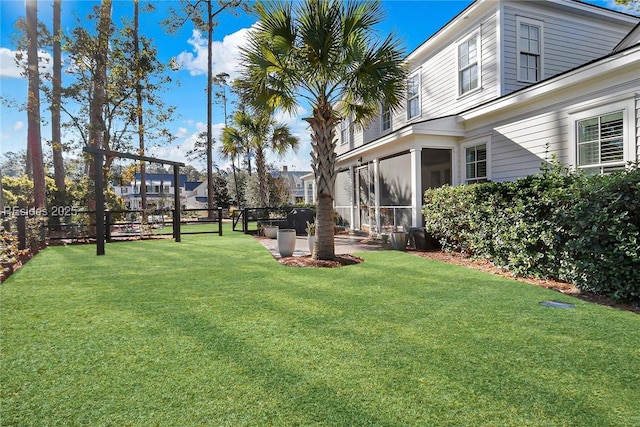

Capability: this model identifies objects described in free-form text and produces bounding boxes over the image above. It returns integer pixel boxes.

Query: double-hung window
[381,104,391,131]
[458,33,479,95]
[517,17,543,82]
[465,144,488,184]
[407,73,420,120]
[577,111,625,174]
[340,119,348,145]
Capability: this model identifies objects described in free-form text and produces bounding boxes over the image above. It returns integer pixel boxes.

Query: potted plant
[305,221,316,254]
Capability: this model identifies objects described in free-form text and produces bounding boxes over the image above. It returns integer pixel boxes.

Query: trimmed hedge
[422,165,640,302]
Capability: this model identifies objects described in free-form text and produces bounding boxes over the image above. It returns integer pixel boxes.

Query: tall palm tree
[228,109,299,207]
[239,0,406,260]
[221,123,245,206]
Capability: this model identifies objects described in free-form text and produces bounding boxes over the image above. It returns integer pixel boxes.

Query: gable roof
[614,21,640,52]
[406,0,639,67]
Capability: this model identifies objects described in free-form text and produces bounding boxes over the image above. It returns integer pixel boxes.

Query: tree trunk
[307,100,338,260]
[255,147,268,207]
[51,0,65,194]
[87,0,111,211]
[206,0,215,218]
[26,0,46,209]
[134,0,147,219]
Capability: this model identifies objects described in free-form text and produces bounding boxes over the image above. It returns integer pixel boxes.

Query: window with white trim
[340,119,348,145]
[465,144,488,184]
[407,73,420,119]
[577,111,625,174]
[517,18,543,83]
[381,104,391,131]
[458,33,479,95]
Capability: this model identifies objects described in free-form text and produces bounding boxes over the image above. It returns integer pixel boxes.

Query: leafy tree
[182,165,204,182]
[61,2,175,204]
[615,0,640,12]
[225,109,299,207]
[162,0,243,217]
[0,152,27,178]
[239,0,407,259]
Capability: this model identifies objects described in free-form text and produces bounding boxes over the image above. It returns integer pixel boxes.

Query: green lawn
[1,226,639,426]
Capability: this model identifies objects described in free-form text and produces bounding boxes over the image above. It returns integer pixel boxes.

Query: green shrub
[557,168,640,301]
[422,165,640,302]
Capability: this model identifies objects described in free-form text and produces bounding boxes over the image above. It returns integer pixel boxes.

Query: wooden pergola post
[83,146,185,256]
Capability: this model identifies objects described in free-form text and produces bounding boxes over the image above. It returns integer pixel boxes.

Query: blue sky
[0,0,634,172]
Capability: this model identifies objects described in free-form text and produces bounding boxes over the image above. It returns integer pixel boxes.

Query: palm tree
[239,0,407,260]
[224,109,299,207]
[221,123,245,206]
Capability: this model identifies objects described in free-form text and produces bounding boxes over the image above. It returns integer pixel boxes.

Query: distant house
[184,181,208,210]
[270,166,313,204]
[300,172,317,205]
[112,173,187,210]
[333,0,640,233]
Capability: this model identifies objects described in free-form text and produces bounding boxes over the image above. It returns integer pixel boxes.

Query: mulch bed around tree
[278,254,364,268]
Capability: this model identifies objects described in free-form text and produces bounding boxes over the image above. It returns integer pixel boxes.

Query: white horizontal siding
[360,10,500,145]
[489,112,569,181]
[636,95,640,162]
[502,3,633,95]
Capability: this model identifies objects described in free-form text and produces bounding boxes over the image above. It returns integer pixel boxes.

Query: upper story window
[577,111,624,174]
[517,17,543,83]
[121,187,128,194]
[407,73,420,119]
[381,104,391,131]
[464,143,488,184]
[340,116,354,147]
[340,119,348,145]
[458,33,479,95]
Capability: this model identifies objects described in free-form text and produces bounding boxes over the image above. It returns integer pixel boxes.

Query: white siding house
[334,0,639,234]
[113,173,188,210]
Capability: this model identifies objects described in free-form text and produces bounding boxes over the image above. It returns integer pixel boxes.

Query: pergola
[83,146,185,256]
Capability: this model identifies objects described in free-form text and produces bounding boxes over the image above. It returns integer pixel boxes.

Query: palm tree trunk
[307,100,338,260]
[255,147,268,207]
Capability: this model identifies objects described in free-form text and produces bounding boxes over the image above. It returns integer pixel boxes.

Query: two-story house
[270,166,314,204]
[113,173,188,210]
[334,0,640,234]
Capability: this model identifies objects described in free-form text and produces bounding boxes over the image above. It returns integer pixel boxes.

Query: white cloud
[0,48,23,78]
[0,47,52,79]
[175,127,189,138]
[12,121,24,132]
[151,121,227,170]
[195,121,208,132]
[173,26,254,79]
